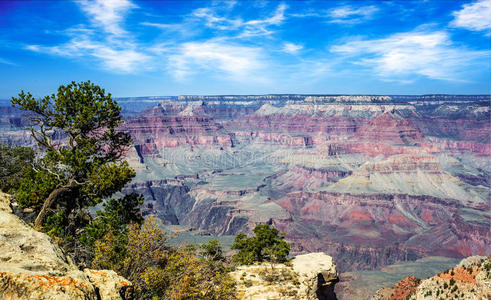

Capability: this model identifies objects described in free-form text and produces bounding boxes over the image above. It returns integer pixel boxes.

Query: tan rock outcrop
[231,252,338,300]
[0,192,132,300]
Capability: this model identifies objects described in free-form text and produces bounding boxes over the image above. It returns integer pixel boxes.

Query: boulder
[0,192,132,299]
[293,252,339,300]
[230,252,339,300]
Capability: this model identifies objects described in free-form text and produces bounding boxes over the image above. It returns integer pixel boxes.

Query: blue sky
[0,0,490,98]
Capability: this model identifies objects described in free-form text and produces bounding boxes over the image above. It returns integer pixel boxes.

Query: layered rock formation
[2,94,490,276]
[230,252,338,300]
[116,95,491,273]
[0,192,132,299]
[122,101,233,154]
[355,112,424,145]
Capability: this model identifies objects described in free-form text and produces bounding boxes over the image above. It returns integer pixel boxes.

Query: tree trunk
[34,184,73,230]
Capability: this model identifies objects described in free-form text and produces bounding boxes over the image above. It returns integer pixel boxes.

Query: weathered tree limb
[34,181,75,230]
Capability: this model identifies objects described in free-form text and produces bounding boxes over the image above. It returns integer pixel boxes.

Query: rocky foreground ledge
[230,252,339,300]
[0,192,132,300]
[0,190,340,299]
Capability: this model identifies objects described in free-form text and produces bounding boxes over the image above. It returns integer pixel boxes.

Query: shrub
[231,224,290,265]
[200,239,225,262]
[93,218,237,299]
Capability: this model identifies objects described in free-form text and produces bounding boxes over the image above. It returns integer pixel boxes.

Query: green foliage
[15,167,58,208]
[231,224,290,265]
[93,218,237,300]
[200,239,225,262]
[0,143,35,193]
[11,81,134,230]
[44,210,66,237]
[80,193,143,249]
[11,81,143,268]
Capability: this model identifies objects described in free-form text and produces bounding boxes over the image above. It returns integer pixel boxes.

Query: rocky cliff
[122,101,234,153]
[0,192,132,300]
[231,252,339,300]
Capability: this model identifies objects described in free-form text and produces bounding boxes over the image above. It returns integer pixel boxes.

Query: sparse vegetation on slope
[93,217,237,299]
[373,256,491,300]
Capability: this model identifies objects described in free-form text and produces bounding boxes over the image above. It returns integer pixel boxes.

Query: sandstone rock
[457,255,487,268]
[231,252,338,300]
[0,192,132,300]
[292,253,339,300]
[84,269,133,300]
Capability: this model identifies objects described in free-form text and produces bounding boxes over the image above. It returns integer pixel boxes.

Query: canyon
[1,94,489,297]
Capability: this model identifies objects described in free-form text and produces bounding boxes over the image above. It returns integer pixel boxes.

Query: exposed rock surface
[0,192,132,300]
[122,101,233,153]
[231,252,338,300]
[373,256,491,300]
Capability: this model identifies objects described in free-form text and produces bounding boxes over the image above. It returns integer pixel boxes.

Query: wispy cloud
[327,5,379,24]
[26,0,148,73]
[192,7,243,31]
[451,0,491,35]
[78,0,136,36]
[169,41,265,81]
[282,42,303,54]
[0,57,17,66]
[331,30,490,82]
[191,3,288,38]
[26,37,150,73]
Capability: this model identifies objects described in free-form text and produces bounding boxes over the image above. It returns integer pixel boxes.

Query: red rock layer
[355,113,424,145]
[273,191,490,270]
[390,276,421,300]
[123,105,233,153]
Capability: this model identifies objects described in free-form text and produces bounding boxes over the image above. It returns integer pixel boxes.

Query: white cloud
[240,3,287,37]
[27,37,149,73]
[331,30,490,81]
[191,3,287,38]
[451,0,491,35]
[0,57,16,66]
[282,42,303,54]
[78,0,136,36]
[192,7,243,30]
[26,0,149,73]
[169,42,264,80]
[327,5,379,24]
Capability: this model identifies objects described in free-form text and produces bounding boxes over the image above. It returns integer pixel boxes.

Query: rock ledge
[0,192,132,300]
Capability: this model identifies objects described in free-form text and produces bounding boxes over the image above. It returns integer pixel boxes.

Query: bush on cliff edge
[232,224,290,265]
